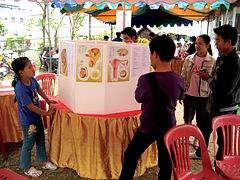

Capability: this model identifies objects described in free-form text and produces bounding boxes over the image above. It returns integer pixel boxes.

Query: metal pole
[123,0,126,29]
[111,24,113,40]
[207,16,210,35]
[89,14,91,40]
[223,9,229,24]
[48,5,52,73]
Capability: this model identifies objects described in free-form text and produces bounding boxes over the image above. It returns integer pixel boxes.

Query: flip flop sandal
[42,162,57,170]
[24,167,42,177]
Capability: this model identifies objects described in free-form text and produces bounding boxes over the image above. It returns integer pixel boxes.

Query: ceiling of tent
[131,6,194,27]
[19,0,236,27]
[60,4,194,27]
[21,0,238,5]
[58,0,231,27]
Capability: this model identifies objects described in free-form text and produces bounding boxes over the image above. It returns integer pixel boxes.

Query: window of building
[11,17,15,23]
[20,18,24,23]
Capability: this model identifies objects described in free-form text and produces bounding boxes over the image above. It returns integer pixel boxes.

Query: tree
[69,13,86,40]
[46,14,65,49]
[36,1,47,48]
[4,36,29,56]
[0,19,8,36]
[26,1,65,50]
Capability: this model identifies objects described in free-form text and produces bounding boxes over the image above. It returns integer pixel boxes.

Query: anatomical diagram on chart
[108,46,130,82]
[76,45,103,82]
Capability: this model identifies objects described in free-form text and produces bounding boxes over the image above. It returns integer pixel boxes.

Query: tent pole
[223,9,229,24]
[111,24,113,40]
[207,15,210,35]
[47,5,52,73]
[89,14,91,40]
[123,0,126,29]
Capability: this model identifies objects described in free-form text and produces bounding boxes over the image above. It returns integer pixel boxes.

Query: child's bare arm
[26,103,55,116]
[37,87,57,104]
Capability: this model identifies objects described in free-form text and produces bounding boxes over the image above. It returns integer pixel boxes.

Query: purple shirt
[135,71,185,133]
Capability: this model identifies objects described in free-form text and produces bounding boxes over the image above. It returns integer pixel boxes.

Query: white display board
[58,40,150,114]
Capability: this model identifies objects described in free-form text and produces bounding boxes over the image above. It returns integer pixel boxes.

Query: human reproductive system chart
[76,45,103,82]
[108,46,130,82]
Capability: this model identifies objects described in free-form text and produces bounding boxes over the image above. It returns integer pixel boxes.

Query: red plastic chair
[0,130,7,160]
[212,114,240,180]
[35,73,56,128]
[0,168,31,180]
[164,124,226,180]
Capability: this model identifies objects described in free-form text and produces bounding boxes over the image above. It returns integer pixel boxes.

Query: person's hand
[46,105,56,116]
[199,70,210,81]
[46,98,57,104]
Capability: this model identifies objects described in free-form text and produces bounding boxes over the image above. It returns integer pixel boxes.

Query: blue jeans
[20,120,47,169]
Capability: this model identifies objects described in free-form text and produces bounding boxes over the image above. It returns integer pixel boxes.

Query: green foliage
[92,31,110,40]
[4,36,30,56]
[0,19,8,36]
[4,37,16,49]
[70,13,86,40]
[37,41,44,53]
[24,18,42,32]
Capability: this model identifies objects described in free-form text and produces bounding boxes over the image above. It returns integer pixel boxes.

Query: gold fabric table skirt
[48,100,158,179]
[0,93,23,143]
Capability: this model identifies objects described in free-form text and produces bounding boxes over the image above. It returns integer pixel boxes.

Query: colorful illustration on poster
[76,45,103,82]
[60,48,68,76]
[108,47,130,82]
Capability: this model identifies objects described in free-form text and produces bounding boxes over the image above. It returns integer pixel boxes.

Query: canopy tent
[20,0,238,4]
[131,6,194,27]
[60,3,194,27]
[56,0,231,27]
[19,0,236,25]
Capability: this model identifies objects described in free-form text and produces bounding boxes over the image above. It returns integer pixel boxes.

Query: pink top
[186,55,208,97]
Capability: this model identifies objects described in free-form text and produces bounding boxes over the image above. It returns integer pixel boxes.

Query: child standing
[119,35,185,180]
[11,57,57,177]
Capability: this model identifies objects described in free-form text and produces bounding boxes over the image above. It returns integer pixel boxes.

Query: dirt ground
[0,73,215,180]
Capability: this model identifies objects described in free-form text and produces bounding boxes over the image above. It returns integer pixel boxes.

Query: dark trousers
[119,128,172,180]
[196,109,238,161]
[183,95,208,126]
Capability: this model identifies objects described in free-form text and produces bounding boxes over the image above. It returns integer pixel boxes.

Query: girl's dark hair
[198,34,210,45]
[197,34,213,55]
[11,57,30,102]
[11,57,29,88]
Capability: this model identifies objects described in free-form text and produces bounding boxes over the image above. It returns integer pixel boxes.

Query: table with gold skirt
[0,90,23,143]
[48,99,158,179]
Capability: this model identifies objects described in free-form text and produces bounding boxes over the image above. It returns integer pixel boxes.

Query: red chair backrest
[35,73,56,97]
[164,124,213,180]
[0,168,31,180]
[212,114,240,158]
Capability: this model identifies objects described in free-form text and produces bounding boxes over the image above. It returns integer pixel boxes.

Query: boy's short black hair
[149,35,176,62]
[104,35,109,39]
[121,27,137,38]
[214,24,238,46]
